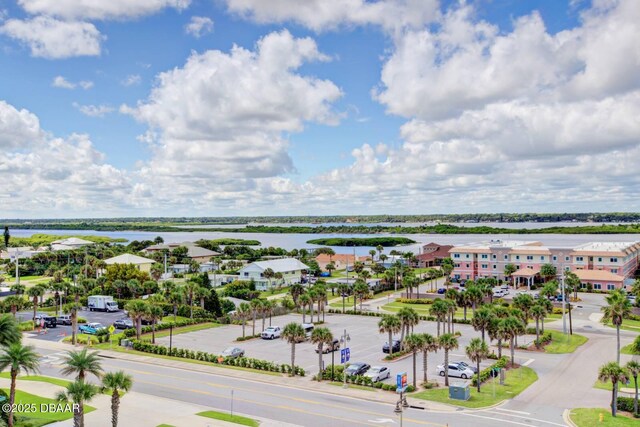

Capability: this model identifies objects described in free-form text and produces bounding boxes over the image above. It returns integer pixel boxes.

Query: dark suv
[34,314,57,328]
[382,340,401,354]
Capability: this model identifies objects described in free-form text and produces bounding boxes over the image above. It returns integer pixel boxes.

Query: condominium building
[449,240,640,290]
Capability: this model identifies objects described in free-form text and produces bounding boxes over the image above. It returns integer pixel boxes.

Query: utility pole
[14,250,20,286]
[560,275,567,335]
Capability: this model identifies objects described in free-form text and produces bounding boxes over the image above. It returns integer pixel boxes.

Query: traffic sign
[340,348,351,364]
[108,325,115,334]
[396,372,408,393]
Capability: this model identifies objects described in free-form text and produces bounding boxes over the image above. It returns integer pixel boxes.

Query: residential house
[238,258,309,290]
[143,241,220,263]
[104,253,155,273]
[413,243,453,268]
[50,237,95,251]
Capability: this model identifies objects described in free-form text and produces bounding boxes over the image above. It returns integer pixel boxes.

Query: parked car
[555,294,566,302]
[113,318,134,329]
[382,340,401,354]
[261,326,282,339]
[437,363,475,379]
[500,284,509,290]
[221,347,245,358]
[365,366,391,382]
[345,362,370,376]
[493,289,507,298]
[452,361,478,373]
[33,314,57,328]
[79,322,106,335]
[56,315,72,326]
[437,288,446,294]
[316,339,340,354]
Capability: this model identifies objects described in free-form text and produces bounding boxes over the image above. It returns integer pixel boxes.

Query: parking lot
[18,308,127,342]
[155,312,496,384]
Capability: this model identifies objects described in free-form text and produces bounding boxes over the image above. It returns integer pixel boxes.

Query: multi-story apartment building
[450,240,640,290]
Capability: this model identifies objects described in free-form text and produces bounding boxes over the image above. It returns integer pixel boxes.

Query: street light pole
[340,329,350,389]
[561,275,567,335]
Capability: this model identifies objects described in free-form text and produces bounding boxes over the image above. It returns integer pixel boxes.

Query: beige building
[104,253,155,273]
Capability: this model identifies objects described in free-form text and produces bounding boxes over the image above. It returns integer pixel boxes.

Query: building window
[515,255,520,260]
[492,254,497,259]
[493,265,497,270]
[466,254,470,259]
[593,283,601,290]
[607,284,615,290]
[481,264,488,269]
[598,257,602,262]
[565,266,570,271]
[552,256,557,261]
[466,264,470,268]
[576,256,584,262]
[526,256,533,260]
[612,269,618,274]
[504,255,508,260]
[481,254,488,259]
[611,257,618,263]
[541,256,545,261]
[466,275,470,279]
[454,254,460,258]
[565,256,570,261]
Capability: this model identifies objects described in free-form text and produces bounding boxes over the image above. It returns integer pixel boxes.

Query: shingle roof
[244,258,309,273]
[574,269,624,282]
[104,254,155,265]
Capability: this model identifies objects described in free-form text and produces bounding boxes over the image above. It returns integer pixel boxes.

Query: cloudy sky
[1,0,639,218]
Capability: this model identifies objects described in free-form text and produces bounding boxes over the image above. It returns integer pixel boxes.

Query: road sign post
[108,325,115,348]
[396,372,408,394]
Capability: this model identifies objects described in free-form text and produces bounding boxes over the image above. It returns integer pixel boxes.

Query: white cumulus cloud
[72,103,114,118]
[185,16,213,37]
[52,76,94,90]
[16,0,191,21]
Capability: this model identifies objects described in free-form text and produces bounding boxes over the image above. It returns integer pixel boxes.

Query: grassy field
[593,377,639,393]
[259,286,290,299]
[161,315,190,323]
[197,410,259,426]
[621,343,639,355]
[569,408,638,426]
[544,330,588,354]
[412,367,538,408]
[2,388,95,427]
[0,373,70,387]
[605,318,640,332]
[380,301,468,318]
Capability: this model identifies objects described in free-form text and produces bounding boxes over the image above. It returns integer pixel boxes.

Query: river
[10,224,640,255]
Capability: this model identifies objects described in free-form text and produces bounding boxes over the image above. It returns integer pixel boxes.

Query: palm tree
[281,322,306,377]
[504,264,517,286]
[63,301,83,346]
[539,264,557,283]
[598,362,629,417]
[127,279,141,298]
[236,303,251,338]
[445,298,457,334]
[49,281,67,316]
[0,314,21,346]
[378,315,401,354]
[438,333,459,386]
[167,289,184,322]
[183,280,199,319]
[299,293,311,323]
[429,299,448,337]
[337,283,349,313]
[195,286,211,310]
[397,307,418,347]
[56,379,98,427]
[513,293,535,328]
[601,290,632,363]
[419,333,438,384]
[531,304,547,348]
[289,284,305,308]
[626,360,640,416]
[0,342,40,427]
[405,334,425,388]
[146,304,164,344]
[472,307,493,344]
[466,338,490,392]
[307,289,317,322]
[124,300,149,340]
[4,296,24,318]
[501,316,524,367]
[27,286,44,329]
[250,299,262,335]
[101,370,133,427]
[310,327,333,381]
[353,280,370,312]
[263,268,275,289]
[61,348,103,381]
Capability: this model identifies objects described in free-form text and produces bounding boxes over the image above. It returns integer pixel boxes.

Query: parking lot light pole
[340,329,350,389]
[560,275,567,335]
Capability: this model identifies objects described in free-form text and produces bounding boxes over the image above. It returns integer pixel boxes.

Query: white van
[302,323,314,339]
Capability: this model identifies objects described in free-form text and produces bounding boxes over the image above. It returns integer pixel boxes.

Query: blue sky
[1,0,639,218]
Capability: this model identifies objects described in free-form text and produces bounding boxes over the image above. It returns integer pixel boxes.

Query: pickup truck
[261,326,282,339]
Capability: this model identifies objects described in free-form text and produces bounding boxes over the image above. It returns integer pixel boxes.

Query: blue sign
[340,348,351,364]
[396,372,408,393]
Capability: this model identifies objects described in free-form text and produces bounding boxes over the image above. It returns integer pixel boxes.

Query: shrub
[616,397,639,415]
[236,334,262,342]
[123,318,206,338]
[472,356,508,386]
[384,349,410,361]
[534,332,552,347]
[406,385,416,393]
[396,298,434,305]
[77,317,87,324]
[19,321,34,331]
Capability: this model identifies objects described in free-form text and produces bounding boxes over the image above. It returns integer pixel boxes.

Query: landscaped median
[0,388,95,427]
[569,408,638,426]
[196,410,259,427]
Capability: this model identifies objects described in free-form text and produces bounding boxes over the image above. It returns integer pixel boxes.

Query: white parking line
[521,358,535,367]
[494,408,531,415]
[481,410,566,426]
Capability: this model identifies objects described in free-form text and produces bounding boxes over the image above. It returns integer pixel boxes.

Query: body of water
[10,227,640,256]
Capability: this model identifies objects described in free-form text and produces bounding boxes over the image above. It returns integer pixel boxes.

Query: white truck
[88,295,119,312]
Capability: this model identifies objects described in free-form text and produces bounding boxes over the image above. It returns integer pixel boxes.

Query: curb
[563,409,578,427]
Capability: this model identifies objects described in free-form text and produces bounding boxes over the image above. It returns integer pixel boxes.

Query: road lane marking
[521,358,535,367]
[494,408,530,415]
[462,413,542,427]
[480,410,566,426]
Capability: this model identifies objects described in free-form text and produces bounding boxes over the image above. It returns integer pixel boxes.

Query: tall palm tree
[310,327,334,381]
[195,286,211,310]
[466,285,484,316]
[26,286,44,329]
[438,333,458,387]
[445,298,457,334]
[167,289,184,322]
[281,322,306,377]
[235,303,251,338]
[56,379,98,427]
[598,361,629,417]
[250,299,262,336]
[501,316,524,367]
[405,334,425,388]
[353,280,370,312]
[183,280,199,319]
[63,301,83,346]
[337,283,350,314]
[61,348,103,381]
[263,268,275,289]
[626,360,640,416]
[531,304,547,348]
[466,338,490,392]
[471,307,493,344]
[124,300,149,340]
[513,293,535,328]
[378,315,401,354]
[419,333,438,384]
[601,290,632,363]
[299,293,311,323]
[307,289,318,323]
[49,281,67,316]
[429,299,449,337]
[0,314,21,346]
[101,370,133,427]
[146,305,164,344]
[289,284,305,308]
[0,342,40,427]
[4,296,24,318]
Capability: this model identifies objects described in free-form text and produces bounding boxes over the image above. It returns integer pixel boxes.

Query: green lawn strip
[1,388,95,425]
[196,410,259,427]
[544,330,588,354]
[412,367,538,409]
[0,373,70,387]
[259,286,290,299]
[161,315,190,323]
[569,408,638,427]
[604,319,640,332]
[593,378,639,393]
[328,381,376,392]
[97,346,281,376]
[156,425,176,427]
[381,302,468,319]
[621,343,640,355]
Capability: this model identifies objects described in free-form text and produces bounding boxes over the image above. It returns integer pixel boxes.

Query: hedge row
[396,298,434,305]
[472,356,508,386]
[617,397,640,416]
[236,334,262,342]
[130,340,305,376]
[534,332,552,347]
[384,349,411,361]
[326,308,473,325]
[318,365,415,392]
[122,318,207,338]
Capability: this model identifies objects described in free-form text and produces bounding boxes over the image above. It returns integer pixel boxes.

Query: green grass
[156,425,176,427]
[593,377,638,392]
[328,382,376,392]
[196,410,259,427]
[161,315,190,323]
[0,373,70,387]
[544,330,588,354]
[605,318,640,332]
[259,286,290,298]
[412,367,538,408]
[381,302,468,318]
[569,408,639,426]
[621,343,640,355]
[2,388,95,427]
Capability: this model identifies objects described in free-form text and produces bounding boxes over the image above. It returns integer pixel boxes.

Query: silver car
[221,347,245,359]
[365,366,391,382]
